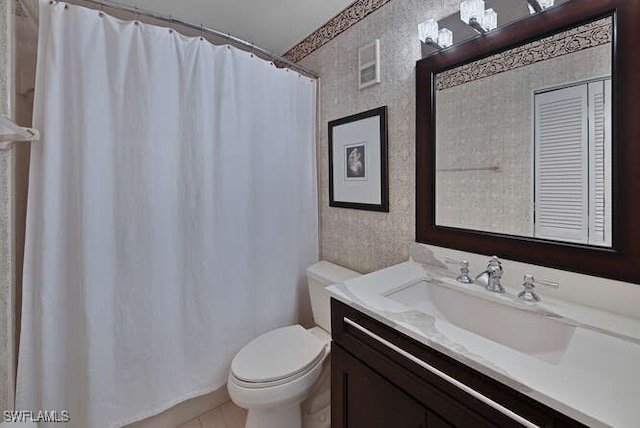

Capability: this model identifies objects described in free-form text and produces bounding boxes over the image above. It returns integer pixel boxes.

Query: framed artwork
[328,106,388,212]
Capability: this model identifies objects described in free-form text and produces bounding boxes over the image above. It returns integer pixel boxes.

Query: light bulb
[418,19,439,44]
[460,0,485,24]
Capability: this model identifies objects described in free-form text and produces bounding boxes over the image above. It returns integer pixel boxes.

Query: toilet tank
[307,261,361,332]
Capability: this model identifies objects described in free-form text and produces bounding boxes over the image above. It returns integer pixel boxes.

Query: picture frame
[328,106,388,212]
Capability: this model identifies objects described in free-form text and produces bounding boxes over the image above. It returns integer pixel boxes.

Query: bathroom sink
[385,280,576,364]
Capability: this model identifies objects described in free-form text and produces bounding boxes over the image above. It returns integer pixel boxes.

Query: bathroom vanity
[328,260,640,427]
[331,299,582,427]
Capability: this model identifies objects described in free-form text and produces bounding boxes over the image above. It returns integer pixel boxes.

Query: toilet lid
[231,325,326,384]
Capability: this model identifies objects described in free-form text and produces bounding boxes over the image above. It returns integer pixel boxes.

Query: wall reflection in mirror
[434,16,612,247]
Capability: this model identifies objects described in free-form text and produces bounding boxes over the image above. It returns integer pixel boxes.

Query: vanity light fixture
[460,0,497,34]
[418,19,453,49]
[526,0,554,14]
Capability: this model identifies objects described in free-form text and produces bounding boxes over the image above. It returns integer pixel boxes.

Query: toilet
[227,261,360,428]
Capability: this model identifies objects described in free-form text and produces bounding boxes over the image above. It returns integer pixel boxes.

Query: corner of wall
[0,0,17,413]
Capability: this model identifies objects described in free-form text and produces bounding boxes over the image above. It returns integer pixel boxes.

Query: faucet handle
[487,255,502,268]
[533,277,559,289]
[485,256,503,281]
[445,258,473,284]
[518,274,559,302]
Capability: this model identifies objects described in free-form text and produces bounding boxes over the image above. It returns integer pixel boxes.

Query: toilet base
[245,405,301,428]
[302,403,330,428]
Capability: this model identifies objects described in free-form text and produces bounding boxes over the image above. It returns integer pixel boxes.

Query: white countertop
[327,260,640,428]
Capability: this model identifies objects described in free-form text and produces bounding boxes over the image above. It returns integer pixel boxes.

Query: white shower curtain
[16,2,318,427]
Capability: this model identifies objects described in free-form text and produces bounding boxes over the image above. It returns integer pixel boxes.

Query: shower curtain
[16,2,318,427]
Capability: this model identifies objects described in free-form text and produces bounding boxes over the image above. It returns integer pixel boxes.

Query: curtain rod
[61,0,319,78]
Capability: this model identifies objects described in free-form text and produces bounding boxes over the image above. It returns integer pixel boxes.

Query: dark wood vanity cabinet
[331,299,586,428]
[332,345,452,428]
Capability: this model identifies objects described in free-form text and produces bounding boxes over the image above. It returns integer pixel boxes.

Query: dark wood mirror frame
[416,0,640,284]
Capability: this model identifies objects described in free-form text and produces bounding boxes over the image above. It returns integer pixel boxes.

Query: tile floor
[177,400,247,428]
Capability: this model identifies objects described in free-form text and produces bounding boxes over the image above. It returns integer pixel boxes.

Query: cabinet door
[332,345,452,428]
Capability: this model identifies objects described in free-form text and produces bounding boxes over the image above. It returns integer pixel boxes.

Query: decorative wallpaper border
[283,0,393,63]
[436,17,612,91]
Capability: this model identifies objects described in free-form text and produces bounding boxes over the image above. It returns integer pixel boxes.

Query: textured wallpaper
[299,0,461,273]
[297,0,640,320]
[0,0,15,413]
[0,154,11,414]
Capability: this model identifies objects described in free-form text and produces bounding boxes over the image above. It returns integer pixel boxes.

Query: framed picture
[328,106,388,212]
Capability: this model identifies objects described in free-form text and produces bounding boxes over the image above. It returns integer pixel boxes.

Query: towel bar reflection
[437,166,500,173]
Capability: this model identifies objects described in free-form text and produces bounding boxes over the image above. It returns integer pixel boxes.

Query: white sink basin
[329,260,640,427]
[386,279,576,364]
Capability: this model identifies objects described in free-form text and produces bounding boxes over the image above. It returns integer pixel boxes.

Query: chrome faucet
[475,256,504,293]
[445,258,474,283]
[517,274,559,302]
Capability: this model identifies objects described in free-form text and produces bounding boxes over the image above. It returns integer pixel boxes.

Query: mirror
[416,0,640,284]
[435,17,612,246]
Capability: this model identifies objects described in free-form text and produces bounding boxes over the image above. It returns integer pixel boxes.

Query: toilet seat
[231,325,328,389]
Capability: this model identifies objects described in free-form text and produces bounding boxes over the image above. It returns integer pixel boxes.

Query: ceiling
[110,0,355,55]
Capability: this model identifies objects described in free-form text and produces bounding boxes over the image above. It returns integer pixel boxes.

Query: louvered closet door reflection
[588,79,612,246]
[534,85,589,243]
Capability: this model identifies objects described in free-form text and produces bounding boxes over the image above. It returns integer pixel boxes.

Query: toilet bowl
[227,261,360,428]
